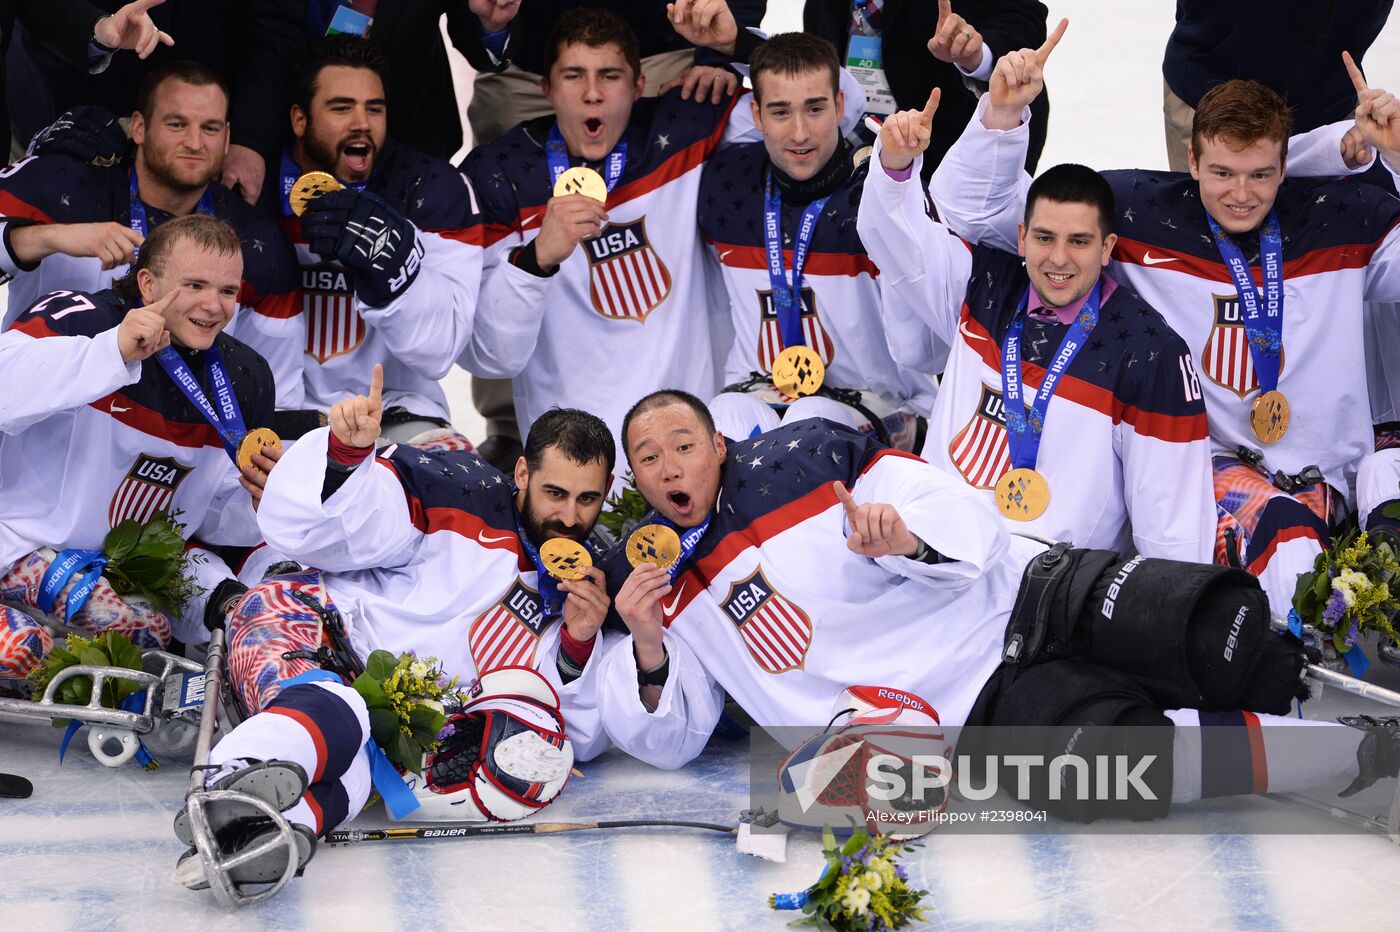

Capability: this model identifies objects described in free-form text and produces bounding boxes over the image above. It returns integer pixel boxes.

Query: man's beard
[302,119,375,179]
[520,487,587,548]
[141,146,218,195]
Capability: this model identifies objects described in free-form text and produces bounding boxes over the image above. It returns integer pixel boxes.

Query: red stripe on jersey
[0,190,53,223]
[1244,523,1324,576]
[265,706,330,783]
[10,316,59,339]
[92,391,227,449]
[658,570,703,629]
[707,241,880,278]
[957,311,1207,443]
[1241,710,1269,794]
[240,283,299,319]
[1113,236,1377,284]
[424,225,488,247]
[379,459,533,569]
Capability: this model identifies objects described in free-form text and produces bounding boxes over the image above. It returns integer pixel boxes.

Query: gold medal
[851,145,873,170]
[539,538,593,581]
[771,345,825,398]
[626,524,682,570]
[237,428,283,473]
[552,166,608,203]
[1250,389,1290,445]
[995,467,1051,522]
[289,171,343,217]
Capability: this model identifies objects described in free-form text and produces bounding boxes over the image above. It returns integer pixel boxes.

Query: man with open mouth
[269,36,529,453]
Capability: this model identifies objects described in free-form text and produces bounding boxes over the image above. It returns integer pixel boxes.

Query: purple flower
[1345,619,1360,649]
[436,723,456,741]
[895,865,908,882]
[1323,589,1347,627]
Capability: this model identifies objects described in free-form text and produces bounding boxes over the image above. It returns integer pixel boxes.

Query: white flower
[842,887,871,915]
[861,870,883,891]
[423,699,444,715]
[1333,573,1363,608]
[410,661,431,680]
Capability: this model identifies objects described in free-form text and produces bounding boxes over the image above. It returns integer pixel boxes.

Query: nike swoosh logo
[662,585,688,617]
[1142,252,1179,266]
[521,213,541,229]
[477,530,515,545]
[110,403,130,413]
[958,319,988,343]
[717,249,733,261]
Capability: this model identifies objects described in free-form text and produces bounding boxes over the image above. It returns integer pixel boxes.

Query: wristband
[637,647,670,688]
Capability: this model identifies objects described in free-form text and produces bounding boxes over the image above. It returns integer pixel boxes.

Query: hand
[614,563,671,669]
[469,0,521,33]
[559,567,610,644]
[220,144,266,205]
[878,88,941,172]
[1345,51,1400,167]
[658,65,739,104]
[239,442,283,510]
[117,290,174,362]
[1341,123,1374,169]
[985,18,1066,128]
[834,481,919,559]
[10,221,143,268]
[27,105,128,165]
[532,193,609,269]
[329,363,384,449]
[94,0,175,58]
[301,188,424,306]
[928,0,985,73]
[667,0,738,56]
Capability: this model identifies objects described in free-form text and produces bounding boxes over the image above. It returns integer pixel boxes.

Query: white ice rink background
[6,2,1400,928]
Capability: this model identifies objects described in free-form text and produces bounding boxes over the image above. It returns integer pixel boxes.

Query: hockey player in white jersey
[925,41,1400,621]
[461,2,866,446]
[699,32,935,450]
[856,23,1214,560]
[0,215,279,677]
[173,375,618,893]
[270,36,503,448]
[592,391,1400,829]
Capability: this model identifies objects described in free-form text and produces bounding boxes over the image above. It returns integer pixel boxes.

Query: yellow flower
[862,870,883,891]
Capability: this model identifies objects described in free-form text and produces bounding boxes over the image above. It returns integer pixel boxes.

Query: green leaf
[77,646,110,668]
[1313,572,1331,600]
[392,731,420,774]
[352,674,389,711]
[103,520,142,562]
[1384,503,1400,521]
[367,708,400,746]
[364,650,397,681]
[105,633,143,672]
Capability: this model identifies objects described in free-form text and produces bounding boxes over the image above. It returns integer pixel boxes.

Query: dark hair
[750,32,840,102]
[114,214,242,301]
[525,407,617,478]
[136,61,229,122]
[1024,163,1116,238]
[293,35,388,115]
[620,390,717,463]
[1192,79,1293,161]
[543,9,642,83]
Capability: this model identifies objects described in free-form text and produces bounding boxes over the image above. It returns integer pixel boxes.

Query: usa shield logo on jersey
[1201,293,1285,399]
[469,579,549,674]
[301,263,366,363]
[721,567,813,674]
[108,455,192,528]
[582,218,672,321]
[756,286,837,371]
[948,384,1012,489]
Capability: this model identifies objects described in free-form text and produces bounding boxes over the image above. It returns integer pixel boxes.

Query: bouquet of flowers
[28,630,144,711]
[770,828,928,931]
[351,650,465,775]
[102,510,204,616]
[1290,530,1400,655]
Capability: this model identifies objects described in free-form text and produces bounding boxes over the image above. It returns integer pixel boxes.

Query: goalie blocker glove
[27,105,128,166]
[300,188,425,307]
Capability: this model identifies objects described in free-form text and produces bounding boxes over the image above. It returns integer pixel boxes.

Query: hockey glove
[300,188,425,307]
[28,105,129,166]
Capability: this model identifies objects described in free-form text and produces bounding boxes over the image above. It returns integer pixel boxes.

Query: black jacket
[804,0,1050,177]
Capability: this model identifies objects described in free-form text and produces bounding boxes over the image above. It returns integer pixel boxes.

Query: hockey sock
[1165,709,1362,803]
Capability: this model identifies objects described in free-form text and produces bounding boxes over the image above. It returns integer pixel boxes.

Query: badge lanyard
[153,344,248,464]
[764,170,829,350]
[513,507,567,619]
[1000,282,1102,471]
[1207,212,1284,397]
[128,168,214,258]
[545,124,627,194]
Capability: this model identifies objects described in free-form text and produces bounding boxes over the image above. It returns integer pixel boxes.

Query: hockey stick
[325,818,738,846]
[0,772,32,799]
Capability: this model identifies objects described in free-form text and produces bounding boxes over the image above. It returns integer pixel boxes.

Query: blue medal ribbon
[764,170,830,350]
[513,507,567,619]
[128,168,215,258]
[1000,282,1102,471]
[153,343,248,463]
[545,124,627,196]
[37,548,109,622]
[1206,212,1284,395]
[279,668,420,819]
[278,148,367,218]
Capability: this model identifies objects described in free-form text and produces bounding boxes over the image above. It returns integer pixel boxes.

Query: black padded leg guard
[963,661,1174,823]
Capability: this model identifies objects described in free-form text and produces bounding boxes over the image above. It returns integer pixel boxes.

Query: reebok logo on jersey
[1141,252,1179,266]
